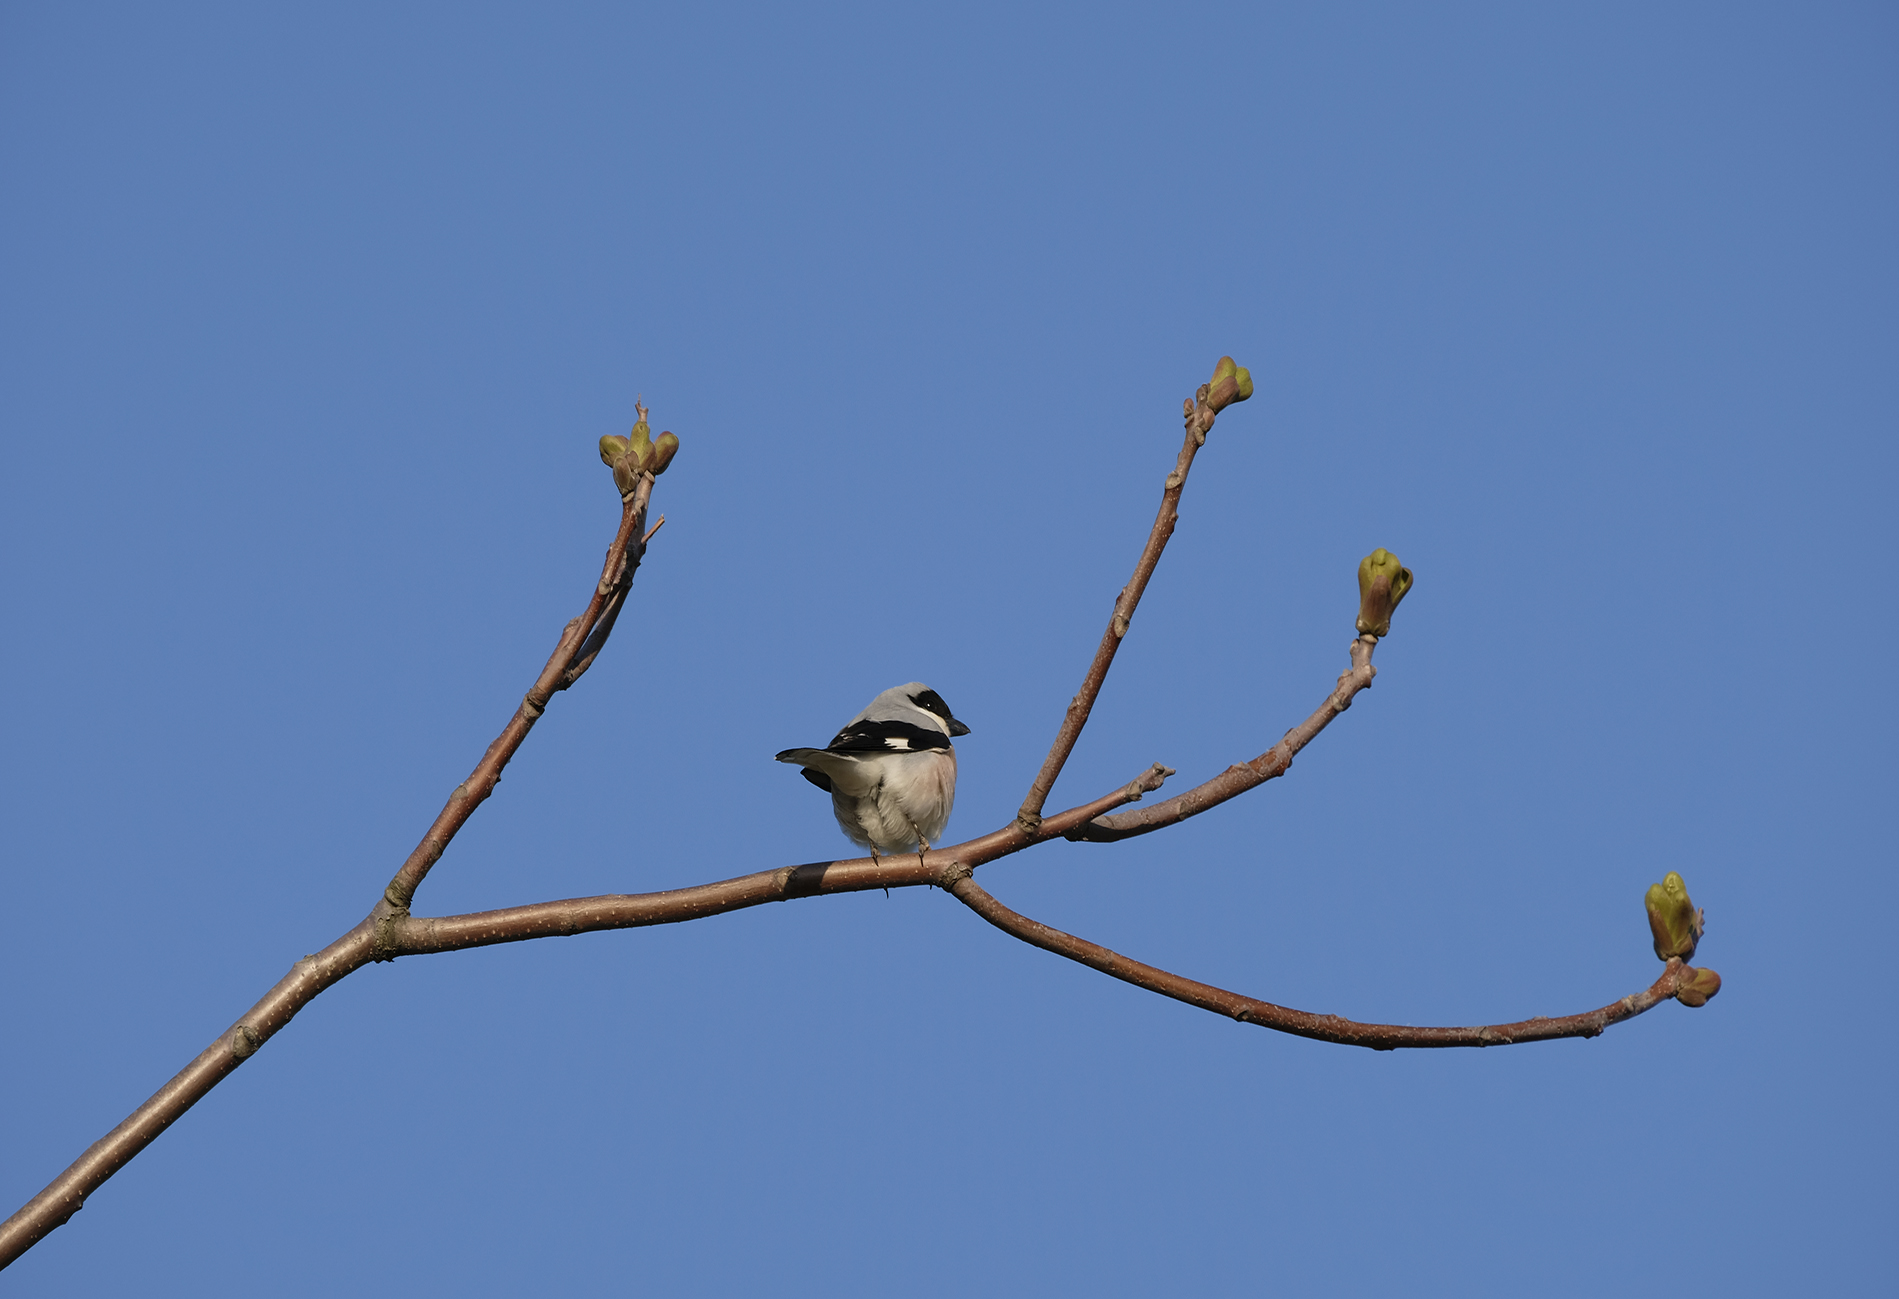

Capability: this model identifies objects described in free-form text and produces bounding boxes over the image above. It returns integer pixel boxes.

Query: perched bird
[776,682,970,863]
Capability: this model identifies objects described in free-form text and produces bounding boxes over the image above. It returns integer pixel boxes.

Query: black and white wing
[822,716,953,755]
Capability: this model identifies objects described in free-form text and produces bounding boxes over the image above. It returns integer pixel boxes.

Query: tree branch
[381,472,654,911]
[0,467,662,1268]
[1067,634,1380,842]
[0,761,1173,1268]
[1015,383,1231,834]
[0,919,381,1267]
[1,363,1714,1272]
[391,764,1175,954]
[946,874,1693,1049]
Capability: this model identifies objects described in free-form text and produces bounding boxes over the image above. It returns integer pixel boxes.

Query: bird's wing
[821,717,951,754]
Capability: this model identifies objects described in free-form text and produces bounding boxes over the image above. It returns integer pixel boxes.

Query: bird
[775,682,970,865]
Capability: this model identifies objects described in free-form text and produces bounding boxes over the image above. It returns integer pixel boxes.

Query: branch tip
[1356,550,1413,638]
[1645,871,1705,963]
[3,368,1714,1271]
[1018,363,1232,821]
[945,875,1679,1050]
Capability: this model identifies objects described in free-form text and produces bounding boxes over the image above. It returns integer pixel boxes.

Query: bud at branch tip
[597,398,684,489]
[1205,356,1255,414]
[1644,870,1705,963]
[1356,548,1413,637]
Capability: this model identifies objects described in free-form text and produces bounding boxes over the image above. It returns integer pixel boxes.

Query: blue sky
[2,3,1893,1294]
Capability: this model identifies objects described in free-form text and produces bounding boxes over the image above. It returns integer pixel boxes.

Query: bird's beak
[948,717,971,737]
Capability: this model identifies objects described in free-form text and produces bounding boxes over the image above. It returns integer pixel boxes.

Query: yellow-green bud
[599,434,630,467]
[1355,548,1414,637]
[612,457,638,495]
[1644,871,1704,962]
[1206,356,1255,413]
[626,437,655,475]
[1676,965,1722,1007]
[650,430,680,475]
[628,419,652,452]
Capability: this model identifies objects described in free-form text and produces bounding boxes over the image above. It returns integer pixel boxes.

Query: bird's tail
[775,747,834,792]
[776,747,879,794]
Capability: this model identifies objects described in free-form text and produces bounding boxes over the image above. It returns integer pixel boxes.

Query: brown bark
[947,874,1693,1048]
[1068,635,1379,842]
[0,370,1711,1270]
[1014,387,1225,833]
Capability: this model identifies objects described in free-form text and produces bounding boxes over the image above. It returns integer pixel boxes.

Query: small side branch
[0,362,1712,1273]
[1069,635,1379,842]
[1017,390,1228,831]
[381,473,656,910]
[946,873,1687,1049]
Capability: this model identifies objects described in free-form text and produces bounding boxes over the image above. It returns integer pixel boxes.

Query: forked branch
[1015,367,1249,833]
[0,450,670,1267]
[0,365,1717,1272]
[1069,635,1379,842]
[382,470,656,911]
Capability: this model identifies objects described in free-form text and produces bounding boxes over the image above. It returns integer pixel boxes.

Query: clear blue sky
[2,4,1893,1294]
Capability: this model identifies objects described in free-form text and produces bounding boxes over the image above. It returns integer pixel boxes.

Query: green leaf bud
[1676,965,1722,1007]
[1206,356,1255,413]
[598,434,630,467]
[650,430,680,475]
[1644,871,1704,962]
[1355,548,1414,637]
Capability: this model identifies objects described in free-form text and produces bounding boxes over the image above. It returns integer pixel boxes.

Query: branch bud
[1205,356,1255,413]
[1675,966,1722,1008]
[1644,871,1704,962]
[1355,548,1413,637]
[611,457,641,495]
[603,401,663,494]
[651,430,680,475]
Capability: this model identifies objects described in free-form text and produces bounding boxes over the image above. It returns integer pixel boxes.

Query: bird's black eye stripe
[909,689,953,721]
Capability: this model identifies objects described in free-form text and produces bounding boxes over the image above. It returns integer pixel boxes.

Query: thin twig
[559,514,664,681]
[0,471,663,1267]
[947,874,1691,1049]
[383,472,654,910]
[0,364,1709,1272]
[1014,387,1228,834]
[1068,635,1380,842]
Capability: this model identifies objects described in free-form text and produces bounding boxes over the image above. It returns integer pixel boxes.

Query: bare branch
[1068,634,1380,842]
[559,516,665,689]
[0,919,380,1265]
[382,471,655,911]
[1015,386,1231,834]
[0,764,1171,1267]
[947,873,1692,1049]
[0,363,1713,1271]
[398,763,1180,955]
